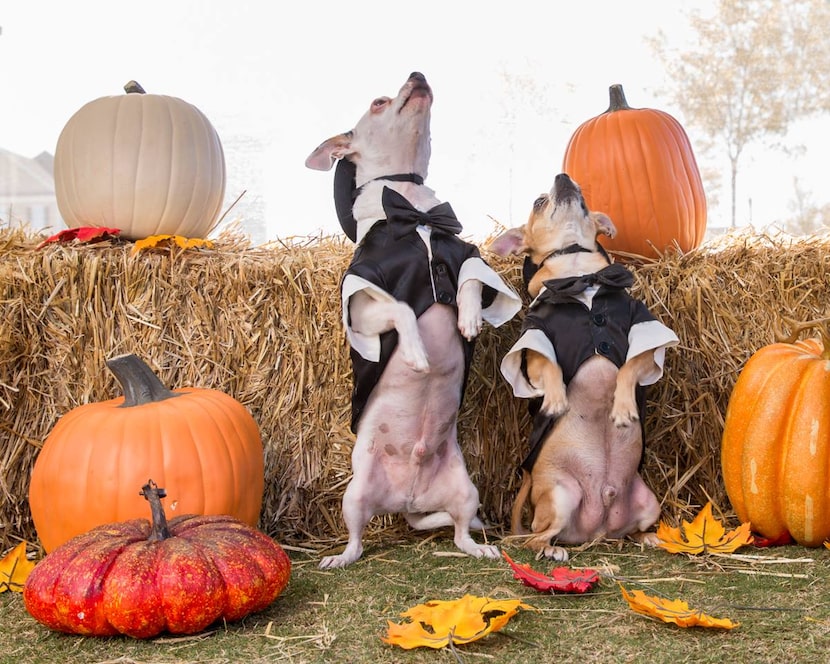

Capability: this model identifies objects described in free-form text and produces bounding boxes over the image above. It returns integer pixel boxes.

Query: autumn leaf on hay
[381,594,533,650]
[503,551,600,594]
[0,542,35,593]
[36,226,121,249]
[620,585,739,630]
[131,234,214,255]
[656,502,753,554]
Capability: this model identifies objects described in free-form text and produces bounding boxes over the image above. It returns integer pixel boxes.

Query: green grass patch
[3,537,829,664]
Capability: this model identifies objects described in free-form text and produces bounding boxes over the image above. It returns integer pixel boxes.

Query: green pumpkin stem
[106,354,179,407]
[141,480,171,541]
[124,80,146,94]
[606,84,632,113]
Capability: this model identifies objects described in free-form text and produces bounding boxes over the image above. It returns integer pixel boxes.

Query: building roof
[0,148,55,197]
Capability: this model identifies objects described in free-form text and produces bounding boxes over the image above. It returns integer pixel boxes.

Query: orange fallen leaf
[0,542,35,593]
[381,594,533,650]
[130,234,214,255]
[36,226,121,249]
[620,585,739,629]
[656,502,753,554]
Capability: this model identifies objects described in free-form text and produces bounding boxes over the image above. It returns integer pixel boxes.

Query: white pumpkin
[54,81,226,240]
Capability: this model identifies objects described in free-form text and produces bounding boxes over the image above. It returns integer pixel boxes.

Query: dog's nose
[409,72,427,84]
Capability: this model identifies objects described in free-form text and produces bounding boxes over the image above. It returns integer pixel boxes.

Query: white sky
[2,0,828,243]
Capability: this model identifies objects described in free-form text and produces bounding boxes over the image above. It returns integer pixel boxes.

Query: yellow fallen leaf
[0,542,35,593]
[620,585,739,629]
[656,502,753,554]
[130,234,214,255]
[381,594,533,650]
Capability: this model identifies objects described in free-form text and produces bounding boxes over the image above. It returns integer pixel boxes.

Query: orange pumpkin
[29,354,264,552]
[562,84,707,258]
[721,328,830,547]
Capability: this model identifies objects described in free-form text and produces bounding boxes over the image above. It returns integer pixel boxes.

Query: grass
[2,533,829,664]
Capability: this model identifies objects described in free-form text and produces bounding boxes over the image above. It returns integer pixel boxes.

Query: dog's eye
[533,195,548,211]
[372,97,390,108]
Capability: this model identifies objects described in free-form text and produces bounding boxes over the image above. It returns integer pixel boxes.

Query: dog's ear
[591,212,617,239]
[487,227,528,257]
[305,131,354,171]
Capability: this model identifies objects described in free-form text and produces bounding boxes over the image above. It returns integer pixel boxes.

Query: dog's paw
[537,545,569,562]
[457,311,483,341]
[610,408,639,428]
[541,391,569,418]
[629,531,661,549]
[399,339,430,373]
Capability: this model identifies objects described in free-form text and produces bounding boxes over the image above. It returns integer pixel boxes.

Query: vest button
[598,341,611,354]
[592,313,606,326]
[438,291,453,304]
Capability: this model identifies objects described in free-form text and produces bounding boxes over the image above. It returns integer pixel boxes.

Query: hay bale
[1,226,828,551]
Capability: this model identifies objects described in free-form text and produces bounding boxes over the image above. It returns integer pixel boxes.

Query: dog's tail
[510,470,533,536]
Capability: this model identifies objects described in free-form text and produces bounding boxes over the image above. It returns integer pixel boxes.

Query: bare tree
[783,177,830,235]
[650,0,830,227]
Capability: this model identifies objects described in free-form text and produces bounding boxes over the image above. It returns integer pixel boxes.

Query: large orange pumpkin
[28,354,264,552]
[54,81,226,241]
[721,329,830,547]
[562,84,707,258]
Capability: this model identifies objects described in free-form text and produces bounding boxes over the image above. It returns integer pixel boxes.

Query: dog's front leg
[349,290,429,372]
[526,350,569,417]
[456,279,483,341]
[610,350,656,427]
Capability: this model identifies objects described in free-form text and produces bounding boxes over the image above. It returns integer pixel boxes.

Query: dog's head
[305,71,433,181]
[488,174,616,294]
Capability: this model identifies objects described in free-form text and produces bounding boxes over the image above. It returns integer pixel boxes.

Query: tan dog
[489,173,678,560]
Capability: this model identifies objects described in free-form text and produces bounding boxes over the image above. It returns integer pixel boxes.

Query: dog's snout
[409,72,427,83]
[552,173,581,204]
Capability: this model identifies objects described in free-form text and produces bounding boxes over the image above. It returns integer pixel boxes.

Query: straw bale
[1,226,829,551]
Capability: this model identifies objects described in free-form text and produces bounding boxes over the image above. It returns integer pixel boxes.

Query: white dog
[306,72,520,568]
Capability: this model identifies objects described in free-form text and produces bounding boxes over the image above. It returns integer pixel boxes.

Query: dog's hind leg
[510,470,533,536]
[319,473,374,569]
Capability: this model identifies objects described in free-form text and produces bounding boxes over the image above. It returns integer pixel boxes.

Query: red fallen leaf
[503,551,600,594]
[36,226,121,249]
[752,531,794,548]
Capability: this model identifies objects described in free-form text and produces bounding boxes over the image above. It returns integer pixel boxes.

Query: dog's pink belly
[358,304,470,513]
[537,357,659,542]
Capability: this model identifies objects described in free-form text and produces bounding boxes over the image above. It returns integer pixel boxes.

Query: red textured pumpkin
[29,353,264,552]
[23,481,291,638]
[562,84,707,258]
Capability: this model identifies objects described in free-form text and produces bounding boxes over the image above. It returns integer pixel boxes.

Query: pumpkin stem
[106,354,180,407]
[774,315,830,359]
[124,80,146,94]
[141,480,171,541]
[606,84,632,113]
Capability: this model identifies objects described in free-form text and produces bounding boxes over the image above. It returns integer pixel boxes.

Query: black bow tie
[539,263,634,301]
[381,187,463,239]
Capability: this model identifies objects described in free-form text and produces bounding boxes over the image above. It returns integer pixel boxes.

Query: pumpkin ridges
[721,344,807,533]
[29,355,264,552]
[24,483,291,638]
[54,84,225,239]
[562,84,706,257]
[722,337,830,546]
[779,355,830,545]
